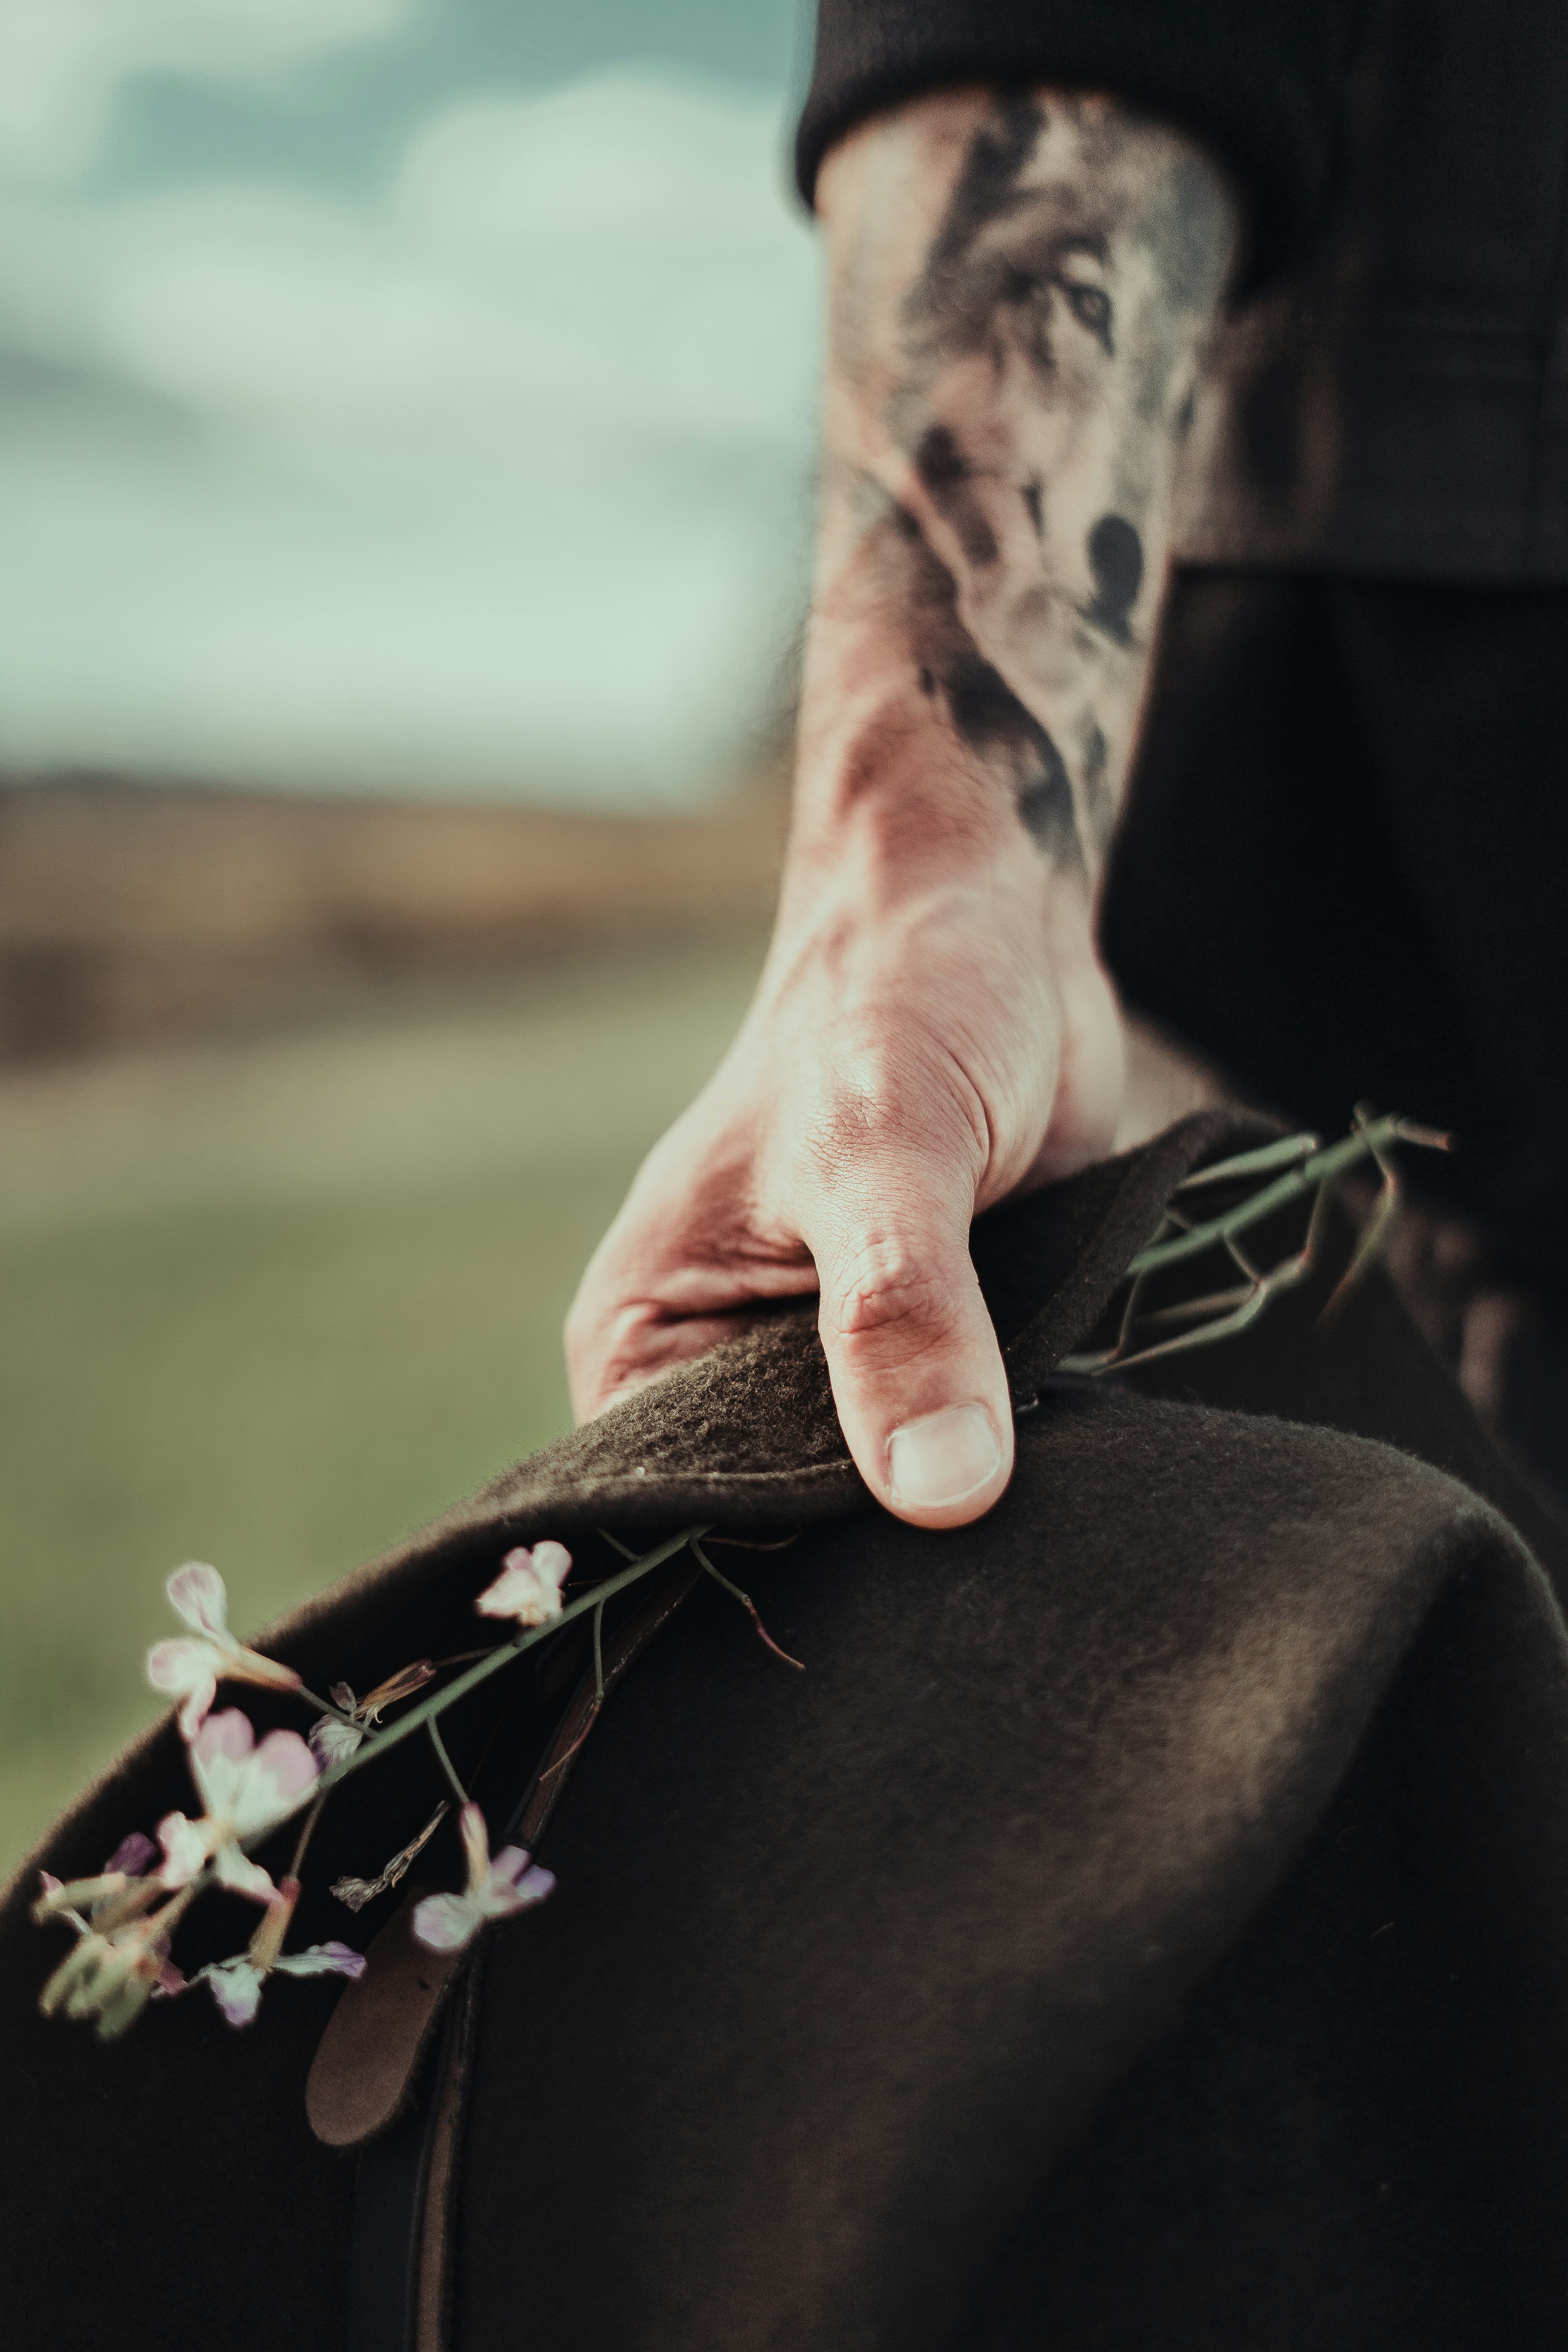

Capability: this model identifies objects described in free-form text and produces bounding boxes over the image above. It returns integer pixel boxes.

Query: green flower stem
[293,1682,356,1725]
[1169,1132,1322,1192]
[1126,1116,1420,1279]
[426,1716,469,1807]
[240,1524,707,1854]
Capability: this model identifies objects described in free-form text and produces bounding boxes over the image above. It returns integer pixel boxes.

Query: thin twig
[293,1682,357,1725]
[1125,1116,1432,1280]
[288,1794,326,1878]
[1171,1132,1322,1193]
[537,1699,602,1783]
[690,1537,804,1671]
[1320,1106,1401,1323]
[329,1801,447,1911]
[238,1524,708,1855]
[1060,1112,1448,1376]
[427,1716,469,1806]
[1131,1284,1255,1330]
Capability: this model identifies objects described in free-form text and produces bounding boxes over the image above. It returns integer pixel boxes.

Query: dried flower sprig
[34,1519,803,2042]
[35,1835,200,2040]
[330,1801,448,1913]
[1058,1109,1452,1377]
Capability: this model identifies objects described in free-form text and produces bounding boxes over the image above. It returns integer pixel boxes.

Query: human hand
[566,807,1123,1529]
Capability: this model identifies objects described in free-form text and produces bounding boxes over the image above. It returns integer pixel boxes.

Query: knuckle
[823,1239,952,1356]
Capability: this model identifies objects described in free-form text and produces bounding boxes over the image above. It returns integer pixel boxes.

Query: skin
[567,89,1238,1529]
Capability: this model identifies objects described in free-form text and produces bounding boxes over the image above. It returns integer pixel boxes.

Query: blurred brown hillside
[0,764,787,1061]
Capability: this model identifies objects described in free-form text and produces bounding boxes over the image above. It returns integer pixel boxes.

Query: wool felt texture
[1166,0,1568,586]
[1103,573,1568,1270]
[794,0,1373,280]
[2,1109,1566,2348]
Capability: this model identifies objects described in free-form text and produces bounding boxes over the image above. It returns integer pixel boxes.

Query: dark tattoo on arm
[897,505,1083,866]
[837,92,1233,875]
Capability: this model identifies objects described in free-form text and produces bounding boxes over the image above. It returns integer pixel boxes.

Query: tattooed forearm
[809,90,1236,881]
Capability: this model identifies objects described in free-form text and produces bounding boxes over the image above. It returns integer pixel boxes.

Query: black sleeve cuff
[794,0,1372,284]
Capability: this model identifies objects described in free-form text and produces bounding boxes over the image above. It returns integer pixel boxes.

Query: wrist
[769,728,1074,1000]
[784,569,1059,909]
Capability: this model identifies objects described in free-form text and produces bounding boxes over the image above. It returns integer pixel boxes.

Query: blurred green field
[0,931,763,1877]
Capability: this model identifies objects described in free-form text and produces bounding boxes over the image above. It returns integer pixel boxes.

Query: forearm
[787,89,1237,914]
[569,91,1238,1523]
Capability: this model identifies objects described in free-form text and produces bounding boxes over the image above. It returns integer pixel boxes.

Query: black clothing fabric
[795,1,1372,283]
[1173,0,1568,583]
[4,1114,1568,2348]
[1102,572,1568,1264]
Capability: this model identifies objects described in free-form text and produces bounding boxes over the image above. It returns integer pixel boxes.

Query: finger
[565,1287,768,1423]
[564,1149,815,1424]
[809,1169,1014,1530]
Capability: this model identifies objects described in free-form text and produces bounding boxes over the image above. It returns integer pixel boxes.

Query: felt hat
[4,1111,1566,2349]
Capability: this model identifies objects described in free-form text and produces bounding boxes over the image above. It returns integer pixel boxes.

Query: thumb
[808,1172,1015,1530]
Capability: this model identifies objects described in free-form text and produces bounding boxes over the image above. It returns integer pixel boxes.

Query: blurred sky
[0,1,819,804]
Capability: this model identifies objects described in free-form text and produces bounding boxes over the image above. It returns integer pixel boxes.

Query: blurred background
[0,0,815,1869]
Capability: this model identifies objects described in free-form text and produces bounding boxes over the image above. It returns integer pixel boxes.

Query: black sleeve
[795,0,1374,280]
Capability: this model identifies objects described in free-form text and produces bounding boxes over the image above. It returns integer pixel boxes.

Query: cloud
[0,0,409,182]
[0,65,821,801]
[76,73,816,469]
[398,72,794,248]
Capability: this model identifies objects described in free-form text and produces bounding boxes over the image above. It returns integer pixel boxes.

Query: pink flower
[33,1831,163,1935]
[40,1911,177,2040]
[410,1803,554,1955]
[188,1877,365,2027]
[37,1871,204,2041]
[156,1708,319,1903]
[146,1563,302,1740]
[202,1940,365,2027]
[103,1831,159,1878]
[475,1542,573,1629]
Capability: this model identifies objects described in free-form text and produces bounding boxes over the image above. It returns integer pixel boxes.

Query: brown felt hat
[4,1111,1567,2351]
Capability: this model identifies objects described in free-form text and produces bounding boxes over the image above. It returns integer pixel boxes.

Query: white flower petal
[190,1708,255,1819]
[212,1845,277,1903]
[204,1957,264,2027]
[166,1563,231,1643]
[146,1635,221,1697]
[310,1715,365,1770]
[474,1541,572,1627]
[530,1540,574,1595]
[228,1729,319,1837]
[155,1811,212,1888]
[479,1859,555,1920]
[410,1891,482,1953]
[273,1942,366,1981]
[148,1640,221,1740]
[488,1843,536,1889]
[178,1683,217,1744]
[458,1801,491,1893]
